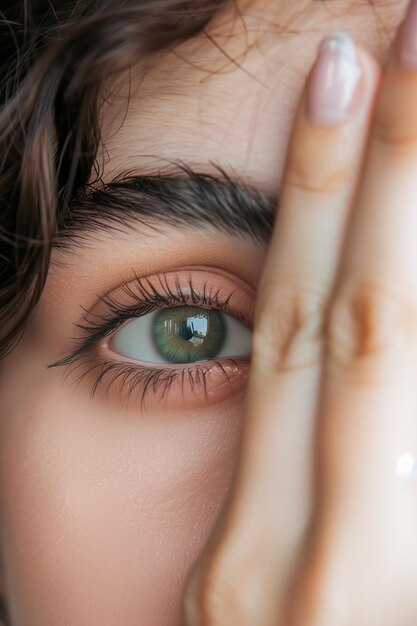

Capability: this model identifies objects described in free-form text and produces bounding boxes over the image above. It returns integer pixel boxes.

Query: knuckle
[253,288,325,373]
[372,111,417,151]
[285,162,351,196]
[292,579,353,626]
[290,550,357,626]
[372,127,417,149]
[183,561,260,626]
[371,70,417,155]
[327,279,417,378]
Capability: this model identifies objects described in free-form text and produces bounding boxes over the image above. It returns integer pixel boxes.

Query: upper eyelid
[88,268,254,331]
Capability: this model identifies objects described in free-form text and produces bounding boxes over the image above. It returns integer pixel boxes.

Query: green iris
[152,306,226,363]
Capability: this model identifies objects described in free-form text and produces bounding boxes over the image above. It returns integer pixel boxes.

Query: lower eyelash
[60,354,244,410]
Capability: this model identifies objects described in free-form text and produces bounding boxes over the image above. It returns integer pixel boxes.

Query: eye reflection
[178,315,207,345]
[153,307,226,363]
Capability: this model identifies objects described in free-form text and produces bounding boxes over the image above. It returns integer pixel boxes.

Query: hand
[181,2,417,624]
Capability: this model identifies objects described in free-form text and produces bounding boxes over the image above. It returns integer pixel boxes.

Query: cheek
[0,379,242,625]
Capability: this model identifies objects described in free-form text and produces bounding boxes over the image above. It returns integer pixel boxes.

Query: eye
[109,305,252,364]
[50,267,256,409]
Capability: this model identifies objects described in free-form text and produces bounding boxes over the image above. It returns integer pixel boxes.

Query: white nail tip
[320,31,357,63]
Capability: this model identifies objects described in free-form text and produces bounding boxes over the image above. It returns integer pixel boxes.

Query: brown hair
[0,0,228,360]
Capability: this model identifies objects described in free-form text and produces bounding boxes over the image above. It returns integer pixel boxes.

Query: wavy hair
[0,0,228,361]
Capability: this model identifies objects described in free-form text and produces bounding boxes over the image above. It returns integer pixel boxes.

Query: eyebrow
[56,163,277,248]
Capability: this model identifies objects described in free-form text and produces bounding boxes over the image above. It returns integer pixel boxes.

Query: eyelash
[48,273,250,408]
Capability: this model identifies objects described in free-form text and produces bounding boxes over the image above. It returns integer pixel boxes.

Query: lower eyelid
[71,355,250,412]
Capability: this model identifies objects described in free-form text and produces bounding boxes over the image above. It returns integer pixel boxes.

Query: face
[0,1,406,624]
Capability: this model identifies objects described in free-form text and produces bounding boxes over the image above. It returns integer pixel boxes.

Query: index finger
[182,35,380,626]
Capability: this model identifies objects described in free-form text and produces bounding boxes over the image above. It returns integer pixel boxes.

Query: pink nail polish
[397,0,417,69]
[305,32,362,127]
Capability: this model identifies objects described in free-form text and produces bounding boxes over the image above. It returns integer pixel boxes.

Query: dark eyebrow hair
[56,163,277,248]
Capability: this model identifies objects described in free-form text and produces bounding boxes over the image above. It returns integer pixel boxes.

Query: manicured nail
[305,32,362,126]
[396,0,417,69]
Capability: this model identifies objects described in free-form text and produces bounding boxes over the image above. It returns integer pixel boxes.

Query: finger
[182,35,381,626]
[292,4,417,625]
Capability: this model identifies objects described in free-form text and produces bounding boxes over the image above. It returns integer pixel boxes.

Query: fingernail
[305,32,362,126]
[396,0,417,69]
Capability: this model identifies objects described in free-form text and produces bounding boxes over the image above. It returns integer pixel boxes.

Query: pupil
[153,306,226,364]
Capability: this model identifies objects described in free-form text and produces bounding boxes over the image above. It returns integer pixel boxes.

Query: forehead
[98,0,405,194]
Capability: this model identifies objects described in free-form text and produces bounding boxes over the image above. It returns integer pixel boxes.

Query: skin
[0,0,412,624]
